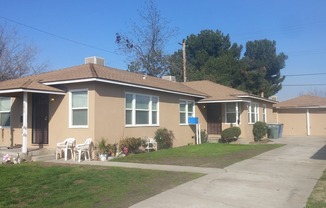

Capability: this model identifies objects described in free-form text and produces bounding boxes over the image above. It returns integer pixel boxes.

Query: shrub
[154,128,175,149]
[221,127,241,143]
[253,121,268,142]
[198,129,208,144]
[119,137,143,154]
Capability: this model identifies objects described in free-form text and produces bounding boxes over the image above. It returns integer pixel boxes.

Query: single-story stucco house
[274,94,326,136]
[0,57,278,153]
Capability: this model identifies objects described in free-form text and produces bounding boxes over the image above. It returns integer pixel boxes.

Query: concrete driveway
[130,137,326,208]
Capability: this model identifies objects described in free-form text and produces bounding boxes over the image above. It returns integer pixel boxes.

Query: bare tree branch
[0,24,47,81]
[116,0,177,77]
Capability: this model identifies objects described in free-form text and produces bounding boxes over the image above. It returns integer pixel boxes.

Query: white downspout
[306,109,310,136]
[22,92,28,154]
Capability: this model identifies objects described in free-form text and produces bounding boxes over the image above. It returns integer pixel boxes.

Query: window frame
[262,104,267,123]
[180,99,195,125]
[69,89,89,128]
[125,92,159,127]
[0,97,11,128]
[225,102,240,125]
[248,102,259,124]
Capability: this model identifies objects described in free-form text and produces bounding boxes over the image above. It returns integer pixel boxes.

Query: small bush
[221,127,241,143]
[154,128,175,149]
[253,122,268,142]
[119,137,143,154]
[198,129,208,144]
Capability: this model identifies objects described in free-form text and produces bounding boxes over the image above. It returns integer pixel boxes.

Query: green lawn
[306,168,326,208]
[0,143,284,207]
[0,162,202,208]
[113,143,284,168]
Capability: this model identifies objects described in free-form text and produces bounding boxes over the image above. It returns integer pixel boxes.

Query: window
[248,102,259,124]
[70,90,88,127]
[0,97,10,127]
[125,93,159,126]
[262,104,267,122]
[180,100,195,125]
[225,102,240,124]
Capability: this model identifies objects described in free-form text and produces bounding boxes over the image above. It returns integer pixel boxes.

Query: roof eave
[43,78,207,99]
[0,88,65,95]
[237,95,278,104]
[197,99,251,104]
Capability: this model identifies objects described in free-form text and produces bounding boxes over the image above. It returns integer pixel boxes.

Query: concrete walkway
[47,136,326,208]
[130,137,326,208]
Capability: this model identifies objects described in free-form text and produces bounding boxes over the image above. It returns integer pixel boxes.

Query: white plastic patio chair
[74,138,92,162]
[56,138,76,160]
[145,138,157,152]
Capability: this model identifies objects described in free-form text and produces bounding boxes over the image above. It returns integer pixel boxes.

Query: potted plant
[97,138,108,161]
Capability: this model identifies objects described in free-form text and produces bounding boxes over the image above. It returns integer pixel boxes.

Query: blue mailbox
[188,117,198,125]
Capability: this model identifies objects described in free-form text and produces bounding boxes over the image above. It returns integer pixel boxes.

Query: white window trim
[225,102,240,125]
[125,92,159,127]
[180,99,195,125]
[248,102,259,124]
[262,104,267,123]
[69,89,89,128]
[0,97,11,128]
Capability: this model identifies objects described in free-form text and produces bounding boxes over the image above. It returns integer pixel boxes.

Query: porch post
[306,109,310,136]
[22,92,28,154]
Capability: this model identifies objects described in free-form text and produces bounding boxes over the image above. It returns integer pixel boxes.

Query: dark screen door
[32,94,49,144]
[207,104,222,134]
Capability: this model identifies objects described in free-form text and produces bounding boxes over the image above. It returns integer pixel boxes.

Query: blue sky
[1,0,326,101]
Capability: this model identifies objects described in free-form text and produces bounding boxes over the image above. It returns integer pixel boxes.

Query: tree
[169,29,243,86]
[299,88,326,97]
[240,39,288,97]
[116,0,176,77]
[0,25,46,81]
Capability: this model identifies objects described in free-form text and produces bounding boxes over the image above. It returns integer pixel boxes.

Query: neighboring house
[0,57,277,152]
[274,95,326,136]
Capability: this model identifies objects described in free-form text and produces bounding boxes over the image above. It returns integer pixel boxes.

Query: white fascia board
[0,89,65,95]
[197,99,251,104]
[237,95,278,103]
[43,78,207,98]
[275,106,326,109]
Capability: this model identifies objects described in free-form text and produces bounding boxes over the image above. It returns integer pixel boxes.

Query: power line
[0,15,118,55]
[284,72,326,77]
[283,84,326,87]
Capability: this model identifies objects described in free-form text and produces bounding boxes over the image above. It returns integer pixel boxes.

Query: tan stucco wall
[276,108,326,136]
[0,95,34,148]
[93,82,198,147]
[220,100,275,142]
[310,109,326,135]
[3,82,201,150]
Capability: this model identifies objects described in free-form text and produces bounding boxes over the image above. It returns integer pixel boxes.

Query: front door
[207,104,222,134]
[32,94,49,144]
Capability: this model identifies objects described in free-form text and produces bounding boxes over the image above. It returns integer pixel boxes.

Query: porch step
[207,135,220,143]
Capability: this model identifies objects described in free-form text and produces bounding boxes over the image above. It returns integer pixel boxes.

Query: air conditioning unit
[270,96,278,101]
[85,56,105,66]
[162,76,176,82]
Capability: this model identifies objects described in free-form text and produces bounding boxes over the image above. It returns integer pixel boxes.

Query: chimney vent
[85,56,105,66]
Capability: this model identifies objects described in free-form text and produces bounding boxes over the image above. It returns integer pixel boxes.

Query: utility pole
[182,41,187,82]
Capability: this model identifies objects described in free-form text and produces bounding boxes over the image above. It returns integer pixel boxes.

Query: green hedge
[253,122,267,142]
[221,127,241,143]
[154,128,175,149]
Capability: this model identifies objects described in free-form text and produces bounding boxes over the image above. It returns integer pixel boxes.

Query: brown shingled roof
[183,80,248,102]
[0,64,206,97]
[274,95,326,108]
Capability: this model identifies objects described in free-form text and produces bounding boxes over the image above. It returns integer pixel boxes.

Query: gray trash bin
[267,124,283,139]
[268,124,278,139]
